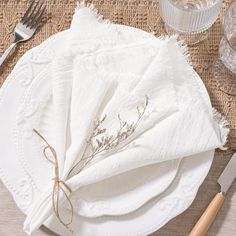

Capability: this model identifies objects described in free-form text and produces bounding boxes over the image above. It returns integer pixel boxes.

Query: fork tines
[21,1,46,29]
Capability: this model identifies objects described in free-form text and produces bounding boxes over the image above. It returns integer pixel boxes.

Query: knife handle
[189,192,225,236]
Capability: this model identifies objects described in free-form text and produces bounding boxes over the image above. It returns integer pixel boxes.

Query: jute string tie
[33,129,74,233]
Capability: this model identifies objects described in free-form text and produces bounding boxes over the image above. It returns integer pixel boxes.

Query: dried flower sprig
[68,96,149,177]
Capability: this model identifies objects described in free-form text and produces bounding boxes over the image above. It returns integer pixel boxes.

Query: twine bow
[33,129,74,233]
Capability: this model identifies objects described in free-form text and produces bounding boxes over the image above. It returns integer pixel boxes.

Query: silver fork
[0,1,46,66]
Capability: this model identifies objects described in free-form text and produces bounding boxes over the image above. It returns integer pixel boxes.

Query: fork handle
[0,42,17,67]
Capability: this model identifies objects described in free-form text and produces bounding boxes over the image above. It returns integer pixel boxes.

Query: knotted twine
[33,129,74,233]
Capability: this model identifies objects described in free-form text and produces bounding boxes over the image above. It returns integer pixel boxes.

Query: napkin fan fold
[24,2,228,234]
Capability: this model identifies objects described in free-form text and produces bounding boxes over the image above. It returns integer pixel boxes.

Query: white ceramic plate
[0,29,214,236]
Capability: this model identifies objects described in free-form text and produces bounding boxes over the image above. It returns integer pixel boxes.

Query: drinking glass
[213,1,236,95]
[159,0,223,45]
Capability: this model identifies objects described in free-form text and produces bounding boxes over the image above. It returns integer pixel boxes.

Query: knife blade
[189,153,236,236]
[218,152,236,194]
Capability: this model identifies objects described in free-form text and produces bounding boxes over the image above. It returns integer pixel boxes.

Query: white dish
[0,28,214,235]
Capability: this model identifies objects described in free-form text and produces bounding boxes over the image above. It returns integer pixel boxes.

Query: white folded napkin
[24,2,228,234]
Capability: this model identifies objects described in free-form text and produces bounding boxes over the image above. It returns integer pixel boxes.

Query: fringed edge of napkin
[156,35,195,74]
[175,38,230,150]
[155,35,230,150]
[176,38,230,150]
[212,108,229,150]
[157,35,192,64]
[77,0,111,24]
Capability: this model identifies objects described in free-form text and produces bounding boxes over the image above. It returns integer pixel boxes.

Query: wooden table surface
[1,151,236,236]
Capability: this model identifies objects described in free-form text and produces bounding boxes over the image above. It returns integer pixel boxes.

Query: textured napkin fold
[24,2,228,234]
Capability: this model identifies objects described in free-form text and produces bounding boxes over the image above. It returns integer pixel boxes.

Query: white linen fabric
[23,2,228,235]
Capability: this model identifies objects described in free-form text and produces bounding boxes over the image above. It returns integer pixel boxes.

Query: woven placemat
[0,0,234,149]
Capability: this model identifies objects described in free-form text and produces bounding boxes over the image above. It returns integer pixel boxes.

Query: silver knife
[189,153,236,236]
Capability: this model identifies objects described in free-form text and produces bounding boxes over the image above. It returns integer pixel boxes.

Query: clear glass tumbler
[159,0,223,45]
[213,1,236,95]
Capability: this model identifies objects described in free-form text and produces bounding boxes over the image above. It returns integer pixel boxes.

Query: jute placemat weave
[0,0,234,150]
